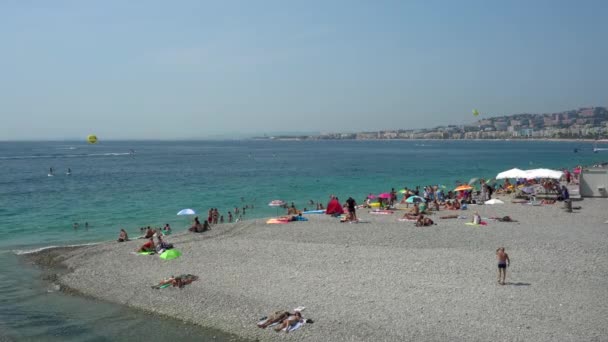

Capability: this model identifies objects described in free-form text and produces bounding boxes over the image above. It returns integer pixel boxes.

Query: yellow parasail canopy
[87,134,98,144]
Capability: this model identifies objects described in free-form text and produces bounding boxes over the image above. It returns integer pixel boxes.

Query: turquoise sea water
[0,140,605,340]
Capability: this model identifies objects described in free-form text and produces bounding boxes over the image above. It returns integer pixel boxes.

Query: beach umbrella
[268,200,285,207]
[524,168,563,179]
[405,195,424,203]
[398,189,408,194]
[159,249,182,260]
[377,193,391,199]
[496,168,527,180]
[468,178,479,185]
[367,194,377,199]
[485,199,504,205]
[177,208,196,216]
[454,185,473,192]
[268,200,285,216]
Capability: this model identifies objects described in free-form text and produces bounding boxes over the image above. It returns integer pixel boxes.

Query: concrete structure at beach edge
[580,168,608,197]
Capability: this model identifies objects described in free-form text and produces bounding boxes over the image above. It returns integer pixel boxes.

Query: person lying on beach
[274,311,306,333]
[137,238,155,253]
[490,216,518,222]
[258,310,290,328]
[415,215,434,227]
[402,203,421,220]
[541,199,556,205]
[152,274,199,289]
[117,229,128,242]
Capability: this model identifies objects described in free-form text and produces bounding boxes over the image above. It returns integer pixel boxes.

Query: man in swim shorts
[496,247,510,285]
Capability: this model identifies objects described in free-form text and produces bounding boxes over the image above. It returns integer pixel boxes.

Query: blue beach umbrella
[405,196,424,203]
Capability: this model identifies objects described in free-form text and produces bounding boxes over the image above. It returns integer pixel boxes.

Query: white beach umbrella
[177,208,196,216]
[524,168,563,179]
[268,200,285,216]
[485,199,504,205]
[496,168,527,179]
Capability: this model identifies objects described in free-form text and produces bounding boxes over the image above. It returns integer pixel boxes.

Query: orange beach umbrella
[454,185,473,192]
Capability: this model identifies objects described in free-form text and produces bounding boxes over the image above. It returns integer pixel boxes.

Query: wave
[0,152,131,160]
[12,242,101,255]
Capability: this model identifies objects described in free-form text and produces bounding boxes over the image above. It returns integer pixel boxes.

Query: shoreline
[22,242,251,342]
[22,199,608,341]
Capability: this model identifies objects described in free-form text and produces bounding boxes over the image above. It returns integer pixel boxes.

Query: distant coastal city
[256,106,608,141]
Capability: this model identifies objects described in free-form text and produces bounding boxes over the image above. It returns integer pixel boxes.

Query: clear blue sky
[1,0,606,140]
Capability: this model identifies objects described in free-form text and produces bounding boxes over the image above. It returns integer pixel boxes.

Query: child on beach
[496,247,510,285]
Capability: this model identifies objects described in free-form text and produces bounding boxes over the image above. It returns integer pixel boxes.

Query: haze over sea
[0,140,605,341]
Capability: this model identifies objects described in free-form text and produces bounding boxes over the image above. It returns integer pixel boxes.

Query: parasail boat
[593,140,608,153]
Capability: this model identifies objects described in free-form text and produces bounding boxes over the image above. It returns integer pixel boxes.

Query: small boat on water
[593,140,608,153]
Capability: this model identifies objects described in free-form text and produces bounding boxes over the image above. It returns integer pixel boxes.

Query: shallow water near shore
[0,250,246,342]
[0,139,605,340]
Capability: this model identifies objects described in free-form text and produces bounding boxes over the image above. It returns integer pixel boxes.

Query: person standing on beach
[346,197,357,221]
[496,247,510,285]
[228,211,233,223]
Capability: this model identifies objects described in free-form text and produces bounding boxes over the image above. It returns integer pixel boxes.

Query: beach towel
[284,321,305,333]
[266,218,289,224]
[398,218,417,222]
[292,216,308,221]
[369,210,394,215]
[465,221,487,226]
[132,251,155,255]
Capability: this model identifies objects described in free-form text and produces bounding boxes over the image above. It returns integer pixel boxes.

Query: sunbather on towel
[415,215,434,227]
[402,203,421,220]
[257,310,290,328]
[137,238,155,253]
[273,311,313,333]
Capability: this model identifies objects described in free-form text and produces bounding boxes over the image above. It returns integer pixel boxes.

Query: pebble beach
[29,196,608,341]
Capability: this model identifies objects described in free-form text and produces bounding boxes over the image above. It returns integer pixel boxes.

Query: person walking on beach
[496,247,510,285]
